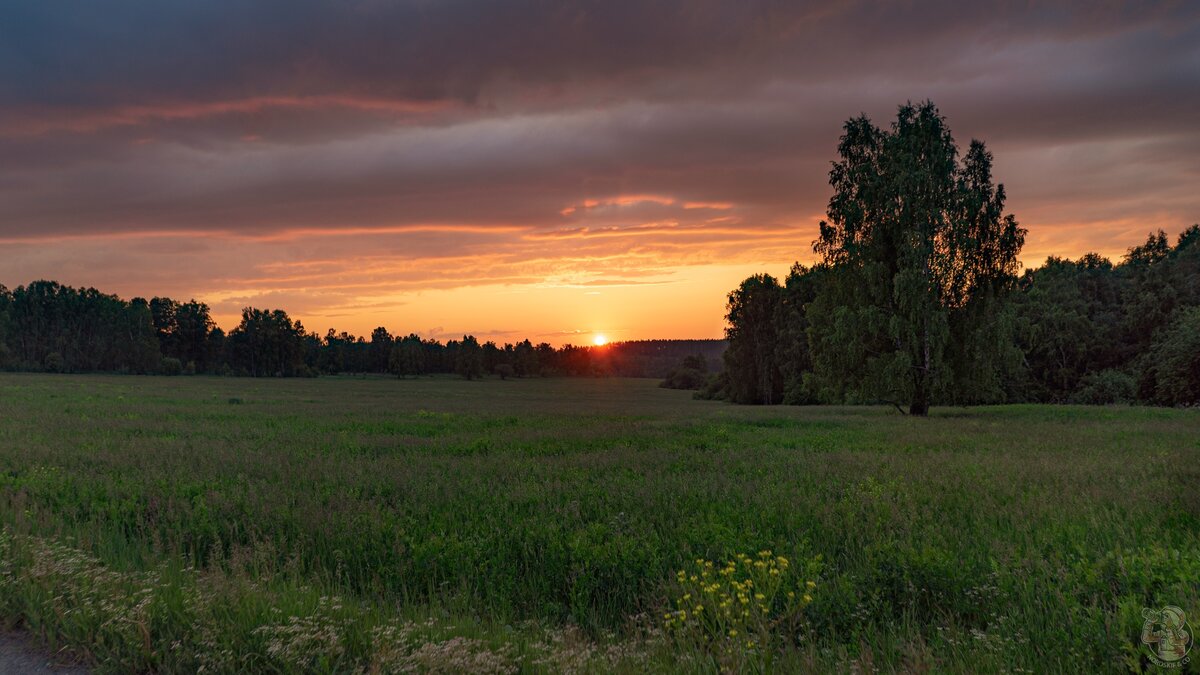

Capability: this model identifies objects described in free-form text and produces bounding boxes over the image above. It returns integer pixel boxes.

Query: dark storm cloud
[5,1,1193,109]
[1,0,1198,333]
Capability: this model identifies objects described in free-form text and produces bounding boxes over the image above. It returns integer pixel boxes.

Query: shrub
[693,372,729,400]
[494,364,514,380]
[660,366,707,390]
[1069,369,1135,405]
[160,357,184,376]
[43,352,65,373]
[661,354,712,390]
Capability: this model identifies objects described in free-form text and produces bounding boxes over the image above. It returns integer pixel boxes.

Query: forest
[0,284,723,380]
[709,225,1200,409]
[711,103,1200,411]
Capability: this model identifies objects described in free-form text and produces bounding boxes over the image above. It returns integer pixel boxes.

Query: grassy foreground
[0,373,1197,673]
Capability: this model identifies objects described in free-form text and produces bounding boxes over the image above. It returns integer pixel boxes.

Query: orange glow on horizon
[10,217,1186,349]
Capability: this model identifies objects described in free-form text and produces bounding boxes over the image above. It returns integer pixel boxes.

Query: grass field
[0,373,1197,673]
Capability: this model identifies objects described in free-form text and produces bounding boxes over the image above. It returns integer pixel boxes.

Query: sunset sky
[3,2,1198,344]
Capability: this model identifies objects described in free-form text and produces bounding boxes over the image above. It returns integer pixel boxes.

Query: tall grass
[0,373,1197,672]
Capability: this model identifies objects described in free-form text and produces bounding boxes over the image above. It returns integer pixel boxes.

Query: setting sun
[592,334,609,346]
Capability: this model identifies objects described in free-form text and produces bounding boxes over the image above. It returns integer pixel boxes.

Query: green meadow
[0,373,1197,673]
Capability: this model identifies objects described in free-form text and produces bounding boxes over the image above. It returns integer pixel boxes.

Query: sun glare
[593,334,609,346]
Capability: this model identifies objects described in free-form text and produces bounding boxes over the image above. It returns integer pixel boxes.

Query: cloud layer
[2,1,1197,340]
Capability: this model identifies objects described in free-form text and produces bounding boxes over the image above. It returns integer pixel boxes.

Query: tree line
[0,283,722,380]
[711,101,1200,412]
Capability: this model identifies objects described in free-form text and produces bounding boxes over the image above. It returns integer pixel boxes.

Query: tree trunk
[909,384,929,416]
[910,318,932,416]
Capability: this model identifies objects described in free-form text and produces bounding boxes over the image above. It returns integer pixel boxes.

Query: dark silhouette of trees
[717,223,1200,409]
[320,329,361,374]
[481,340,503,375]
[150,297,217,372]
[226,308,309,377]
[557,344,594,376]
[0,279,722,382]
[810,101,1025,415]
[368,327,393,373]
[388,334,427,378]
[125,297,164,374]
[513,339,539,377]
[1,281,160,374]
[0,284,11,368]
[777,264,821,404]
[454,335,483,380]
[723,274,783,404]
[717,103,1200,411]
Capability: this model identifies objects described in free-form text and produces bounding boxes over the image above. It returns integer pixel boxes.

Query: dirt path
[0,632,87,675]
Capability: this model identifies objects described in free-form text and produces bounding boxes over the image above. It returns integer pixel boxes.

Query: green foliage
[42,352,65,373]
[160,357,184,376]
[717,104,1198,412]
[810,101,1025,415]
[1,281,161,374]
[659,354,708,390]
[664,551,819,671]
[1142,307,1200,405]
[1014,255,1126,400]
[1011,226,1200,406]
[0,375,1197,672]
[693,371,730,401]
[776,264,821,405]
[1069,369,1136,405]
[723,274,783,404]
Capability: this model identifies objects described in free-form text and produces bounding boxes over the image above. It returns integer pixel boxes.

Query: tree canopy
[807,101,1026,414]
[719,102,1199,411]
